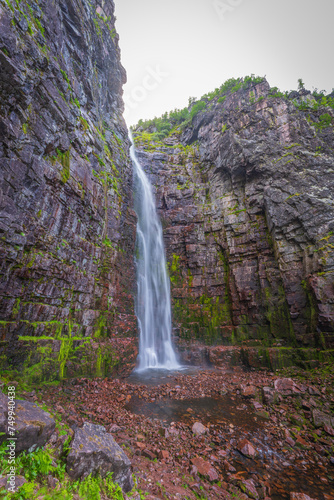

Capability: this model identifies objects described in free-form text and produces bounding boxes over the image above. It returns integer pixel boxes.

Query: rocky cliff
[133,78,334,354]
[1,1,333,382]
[0,0,137,382]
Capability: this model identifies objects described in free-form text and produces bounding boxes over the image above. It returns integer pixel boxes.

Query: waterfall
[130,134,179,371]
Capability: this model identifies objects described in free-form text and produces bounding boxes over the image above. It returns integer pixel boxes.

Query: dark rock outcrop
[66,422,133,492]
[0,0,137,380]
[134,79,334,350]
[0,392,55,451]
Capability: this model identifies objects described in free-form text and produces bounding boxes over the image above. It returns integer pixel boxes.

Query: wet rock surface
[0,0,137,380]
[133,80,334,349]
[37,361,334,499]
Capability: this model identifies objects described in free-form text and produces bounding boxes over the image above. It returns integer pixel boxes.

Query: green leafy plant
[298,78,305,90]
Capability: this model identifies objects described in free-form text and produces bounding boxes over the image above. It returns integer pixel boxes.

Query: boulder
[66,422,133,492]
[0,393,55,452]
[324,425,334,436]
[274,378,304,395]
[241,385,257,398]
[312,409,334,428]
[192,422,208,436]
[190,457,218,482]
[238,479,259,499]
[0,475,26,491]
[308,386,321,396]
[262,386,276,404]
[237,439,258,458]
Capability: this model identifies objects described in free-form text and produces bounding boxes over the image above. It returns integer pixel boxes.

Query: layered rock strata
[0,0,137,380]
[134,80,334,349]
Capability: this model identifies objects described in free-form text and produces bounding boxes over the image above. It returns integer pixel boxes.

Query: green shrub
[133,75,264,137]
[190,100,206,119]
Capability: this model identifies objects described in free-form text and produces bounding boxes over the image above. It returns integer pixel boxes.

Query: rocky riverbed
[29,363,334,500]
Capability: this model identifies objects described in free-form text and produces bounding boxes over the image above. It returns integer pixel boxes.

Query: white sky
[114,0,334,126]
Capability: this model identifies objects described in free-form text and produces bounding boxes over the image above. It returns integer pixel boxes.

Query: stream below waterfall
[124,367,334,500]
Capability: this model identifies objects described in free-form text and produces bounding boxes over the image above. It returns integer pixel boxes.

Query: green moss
[18,336,55,341]
[263,285,296,346]
[286,193,301,201]
[79,116,89,130]
[60,68,70,85]
[58,338,73,380]
[93,17,103,38]
[11,298,21,319]
[94,313,107,338]
[102,236,114,249]
[26,252,37,268]
[169,254,181,284]
[95,347,104,377]
[4,0,14,13]
[56,149,71,183]
[34,17,44,36]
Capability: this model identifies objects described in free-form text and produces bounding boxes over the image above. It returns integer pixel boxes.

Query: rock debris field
[30,364,334,500]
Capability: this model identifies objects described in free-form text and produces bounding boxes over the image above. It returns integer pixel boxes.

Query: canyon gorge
[1,1,334,499]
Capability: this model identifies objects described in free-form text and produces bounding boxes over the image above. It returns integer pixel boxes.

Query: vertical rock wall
[0,0,137,381]
[134,80,334,351]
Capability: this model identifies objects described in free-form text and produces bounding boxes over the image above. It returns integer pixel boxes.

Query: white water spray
[130,134,179,371]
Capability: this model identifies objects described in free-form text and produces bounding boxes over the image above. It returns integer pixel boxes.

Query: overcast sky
[115,0,334,126]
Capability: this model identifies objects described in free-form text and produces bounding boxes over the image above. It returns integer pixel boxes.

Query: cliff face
[1,1,333,381]
[0,0,137,381]
[134,79,334,351]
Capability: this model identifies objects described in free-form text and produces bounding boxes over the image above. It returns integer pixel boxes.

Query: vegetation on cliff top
[131,76,334,142]
[131,75,265,140]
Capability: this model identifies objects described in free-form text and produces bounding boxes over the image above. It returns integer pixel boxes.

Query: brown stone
[238,479,259,499]
[290,493,318,500]
[313,409,333,428]
[324,425,334,436]
[295,435,309,448]
[158,427,169,438]
[237,439,258,458]
[190,457,219,482]
[142,449,157,460]
[222,460,236,472]
[286,436,295,447]
[158,450,169,460]
[274,378,301,395]
[262,386,276,404]
[241,385,257,398]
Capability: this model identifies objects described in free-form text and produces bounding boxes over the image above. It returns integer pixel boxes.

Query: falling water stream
[130,134,180,371]
[127,136,333,500]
